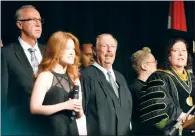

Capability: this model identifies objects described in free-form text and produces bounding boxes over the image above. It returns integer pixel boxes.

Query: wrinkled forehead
[99,35,117,46]
[19,7,40,18]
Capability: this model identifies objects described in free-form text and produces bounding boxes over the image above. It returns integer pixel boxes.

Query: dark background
[1,1,195,83]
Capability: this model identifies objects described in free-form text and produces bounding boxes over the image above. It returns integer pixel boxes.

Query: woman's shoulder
[147,69,174,84]
[37,71,54,80]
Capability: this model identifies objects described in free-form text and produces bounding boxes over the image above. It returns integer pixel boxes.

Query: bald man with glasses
[1,5,47,135]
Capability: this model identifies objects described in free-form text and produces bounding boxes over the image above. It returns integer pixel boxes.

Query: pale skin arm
[30,71,82,116]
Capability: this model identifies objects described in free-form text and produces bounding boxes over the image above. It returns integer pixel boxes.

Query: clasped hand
[65,98,82,111]
[64,98,84,118]
[177,112,195,123]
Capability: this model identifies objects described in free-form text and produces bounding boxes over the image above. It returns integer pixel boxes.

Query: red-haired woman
[30,31,87,136]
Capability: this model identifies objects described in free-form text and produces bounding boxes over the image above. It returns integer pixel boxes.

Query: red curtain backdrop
[168,1,187,32]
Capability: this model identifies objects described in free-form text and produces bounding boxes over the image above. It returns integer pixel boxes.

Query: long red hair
[37,31,81,82]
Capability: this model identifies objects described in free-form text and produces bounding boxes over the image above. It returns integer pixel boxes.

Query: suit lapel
[99,77,119,100]
[14,42,34,77]
[94,68,120,105]
[114,71,127,106]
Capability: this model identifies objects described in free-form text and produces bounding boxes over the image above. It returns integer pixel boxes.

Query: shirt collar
[18,36,39,51]
[93,61,114,75]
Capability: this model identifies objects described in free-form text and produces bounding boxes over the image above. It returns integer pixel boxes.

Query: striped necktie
[107,71,119,98]
[28,48,39,74]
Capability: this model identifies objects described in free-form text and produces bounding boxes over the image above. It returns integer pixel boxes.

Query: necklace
[186,96,193,106]
[171,67,193,106]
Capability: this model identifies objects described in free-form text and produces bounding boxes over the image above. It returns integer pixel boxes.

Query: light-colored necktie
[107,71,119,98]
[28,48,39,74]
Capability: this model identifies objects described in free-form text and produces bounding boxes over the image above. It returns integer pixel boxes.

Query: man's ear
[92,47,96,57]
[141,63,147,71]
[16,21,22,30]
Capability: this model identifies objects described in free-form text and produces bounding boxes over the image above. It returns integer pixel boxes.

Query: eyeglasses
[18,18,44,24]
[146,60,158,64]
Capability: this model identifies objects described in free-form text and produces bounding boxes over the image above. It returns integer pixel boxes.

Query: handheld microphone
[72,85,79,99]
[70,85,79,120]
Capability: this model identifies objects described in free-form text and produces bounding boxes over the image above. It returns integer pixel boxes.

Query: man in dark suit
[1,5,46,135]
[81,33,133,136]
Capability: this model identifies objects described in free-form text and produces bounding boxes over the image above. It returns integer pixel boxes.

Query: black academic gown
[81,65,133,136]
[140,64,195,135]
[129,79,147,135]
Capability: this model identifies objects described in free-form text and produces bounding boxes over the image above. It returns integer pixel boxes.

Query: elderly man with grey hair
[81,33,133,136]
[1,5,47,135]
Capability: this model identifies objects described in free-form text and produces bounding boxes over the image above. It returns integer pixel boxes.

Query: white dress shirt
[75,80,87,135]
[18,37,42,67]
[93,62,115,81]
[93,62,119,88]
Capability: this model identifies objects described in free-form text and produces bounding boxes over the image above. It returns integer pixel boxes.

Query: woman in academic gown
[140,38,195,135]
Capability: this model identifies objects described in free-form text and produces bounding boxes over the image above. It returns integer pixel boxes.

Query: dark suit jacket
[81,65,133,136]
[1,40,48,135]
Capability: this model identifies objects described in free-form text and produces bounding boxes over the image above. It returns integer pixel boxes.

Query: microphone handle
[71,94,79,120]
[73,94,79,99]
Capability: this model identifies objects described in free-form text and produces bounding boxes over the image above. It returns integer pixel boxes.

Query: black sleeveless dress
[43,71,79,136]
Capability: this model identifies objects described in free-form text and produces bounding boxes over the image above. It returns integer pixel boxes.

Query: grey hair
[15,5,36,21]
[96,33,118,48]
